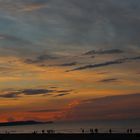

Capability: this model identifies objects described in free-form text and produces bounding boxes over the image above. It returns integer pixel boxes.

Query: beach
[0,133,140,140]
[0,120,139,134]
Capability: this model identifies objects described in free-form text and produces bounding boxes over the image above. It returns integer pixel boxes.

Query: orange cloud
[0,55,140,122]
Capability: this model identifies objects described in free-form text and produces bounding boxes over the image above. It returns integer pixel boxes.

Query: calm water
[0,120,139,134]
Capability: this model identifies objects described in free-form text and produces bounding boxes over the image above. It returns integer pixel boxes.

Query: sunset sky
[0,0,140,122]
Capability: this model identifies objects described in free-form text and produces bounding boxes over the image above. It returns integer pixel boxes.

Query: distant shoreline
[0,121,53,127]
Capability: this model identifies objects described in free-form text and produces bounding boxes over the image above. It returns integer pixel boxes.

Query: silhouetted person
[33,131,37,134]
[109,129,112,134]
[130,129,133,133]
[81,128,85,133]
[90,129,94,133]
[127,129,130,133]
[94,128,98,133]
[42,130,45,134]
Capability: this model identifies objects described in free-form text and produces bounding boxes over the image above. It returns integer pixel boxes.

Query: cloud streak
[67,60,123,72]
[99,78,118,83]
[67,56,140,72]
[0,89,55,98]
[24,54,58,65]
[29,109,61,113]
[54,93,70,97]
[54,62,77,67]
[0,88,73,99]
[84,49,124,55]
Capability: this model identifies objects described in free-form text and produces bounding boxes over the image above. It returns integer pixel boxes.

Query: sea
[0,120,139,134]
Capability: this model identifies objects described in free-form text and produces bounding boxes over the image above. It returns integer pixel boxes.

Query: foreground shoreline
[0,133,140,140]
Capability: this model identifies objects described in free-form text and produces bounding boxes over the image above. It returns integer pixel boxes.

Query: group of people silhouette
[81,128,99,134]
[81,128,133,134]
[4,128,134,134]
[33,129,55,134]
[127,129,133,133]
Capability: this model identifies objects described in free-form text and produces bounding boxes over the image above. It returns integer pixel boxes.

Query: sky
[0,0,140,123]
